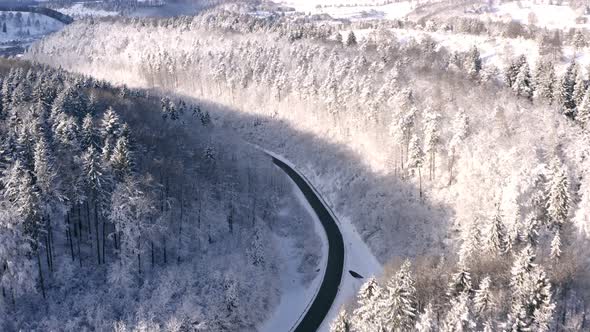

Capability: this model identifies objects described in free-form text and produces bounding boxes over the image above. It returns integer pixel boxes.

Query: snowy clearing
[474,0,590,30]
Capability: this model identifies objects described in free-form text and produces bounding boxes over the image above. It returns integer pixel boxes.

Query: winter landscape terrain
[1,0,590,331]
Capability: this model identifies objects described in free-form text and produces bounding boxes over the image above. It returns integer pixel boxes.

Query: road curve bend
[271,156,345,332]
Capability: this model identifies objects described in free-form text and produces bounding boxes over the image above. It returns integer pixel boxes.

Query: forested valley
[0,58,322,331]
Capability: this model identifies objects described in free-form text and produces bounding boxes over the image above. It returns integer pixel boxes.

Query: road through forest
[270,156,345,332]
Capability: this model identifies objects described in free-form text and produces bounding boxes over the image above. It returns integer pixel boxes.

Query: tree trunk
[67,212,74,261]
[86,201,91,236]
[163,238,167,265]
[74,206,83,266]
[138,239,141,275]
[36,249,46,300]
[102,219,106,265]
[45,234,51,273]
[178,190,184,263]
[151,241,155,268]
[94,201,101,265]
[419,168,422,198]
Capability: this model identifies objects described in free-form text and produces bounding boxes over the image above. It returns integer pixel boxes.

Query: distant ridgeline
[0,1,73,24]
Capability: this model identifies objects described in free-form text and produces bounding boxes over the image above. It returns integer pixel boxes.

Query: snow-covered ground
[278,0,415,20]
[472,0,590,30]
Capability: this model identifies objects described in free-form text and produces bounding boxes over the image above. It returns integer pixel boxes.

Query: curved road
[270,156,345,332]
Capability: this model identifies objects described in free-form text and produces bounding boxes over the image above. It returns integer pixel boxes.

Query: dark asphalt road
[271,156,345,332]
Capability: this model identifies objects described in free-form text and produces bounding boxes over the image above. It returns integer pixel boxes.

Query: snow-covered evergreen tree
[555,61,577,116]
[423,108,440,180]
[512,61,532,99]
[111,135,133,181]
[533,59,556,103]
[573,70,586,108]
[352,277,383,332]
[474,276,494,316]
[465,45,482,79]
[330,307,352,332]
[578,87,590,129]
[81,113,97,151]
[441,292,475,332]
[447,265,472,298]
[407,134,425,196]
[378,259,417,330]
[545,158,570,229]
[458,220,481,265]
[346,31,357,47]
[485,211,507,256]
[415,303,435,332]
[550,230,561,260]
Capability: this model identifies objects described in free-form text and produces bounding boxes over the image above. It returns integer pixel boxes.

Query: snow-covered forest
[0,58,322,330]
[24,6,590,330]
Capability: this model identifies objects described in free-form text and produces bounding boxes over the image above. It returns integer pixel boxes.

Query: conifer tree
[407,134,425,197]
[577,88,590,129]
[474,276,494,316]
[345,31,357,47]
[465,45,482,79]
[423,108,440,180]
[447,265,472,298]
[555,61,577,116]
[573,71,586,108]
[330,307,352,332]
[459,220,481,265]
[81,113,97,151]
[533,59,556,103]
[83,146,107,264]
[546,158,570,229]
[111,136,133,182]
[379,260,417,330]
[415,303,435,332]
[352,277,383,332]
[441,292,475,332]
[550,230,561,260]
[512,61,533,99]
[486,211,507,256]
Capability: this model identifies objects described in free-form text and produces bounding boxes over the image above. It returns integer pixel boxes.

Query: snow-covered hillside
[0,12,63,43]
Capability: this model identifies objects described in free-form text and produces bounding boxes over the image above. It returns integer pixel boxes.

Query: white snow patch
[478,1,590,30]
[57,4,118,18]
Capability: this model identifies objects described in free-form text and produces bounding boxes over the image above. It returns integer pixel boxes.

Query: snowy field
[277,0,415,20]
[470,0,590,30]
